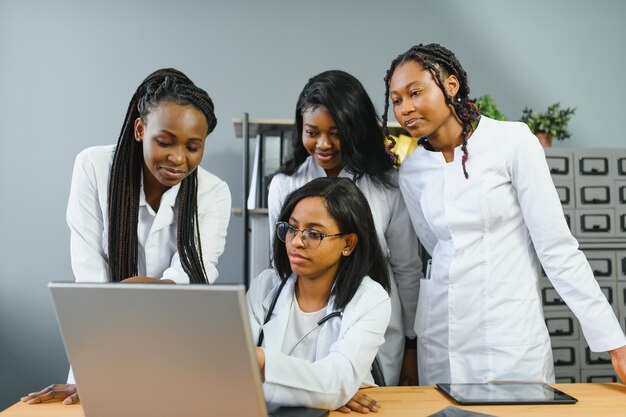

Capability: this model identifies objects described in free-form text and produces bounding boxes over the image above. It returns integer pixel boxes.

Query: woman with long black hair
[268,70,422,387]
[22,68,231,405]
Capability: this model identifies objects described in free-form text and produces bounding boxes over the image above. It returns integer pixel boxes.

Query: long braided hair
[107,68,217,283]
[382,43,480,179]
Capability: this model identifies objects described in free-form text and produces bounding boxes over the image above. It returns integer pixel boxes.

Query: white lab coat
[399,116,626,385]
[268,158,421,385]
[65,145,231,383]
[247,269,391,410]
[66,145,231,283]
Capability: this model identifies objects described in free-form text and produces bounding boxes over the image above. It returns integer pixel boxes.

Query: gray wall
[1,0,624,410]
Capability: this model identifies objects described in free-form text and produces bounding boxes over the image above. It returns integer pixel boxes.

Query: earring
[343,250,349,256]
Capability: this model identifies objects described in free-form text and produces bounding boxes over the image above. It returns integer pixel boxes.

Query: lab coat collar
[316,287,342,360]
[304,157,354,181]
[417,117,487,164]
[138,170,181,233]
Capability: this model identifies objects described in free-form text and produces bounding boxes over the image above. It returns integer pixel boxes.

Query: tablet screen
[436,383,578,405]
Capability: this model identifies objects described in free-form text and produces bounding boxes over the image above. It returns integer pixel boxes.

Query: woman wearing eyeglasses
[268,70,422,388]
[248,177,392,413]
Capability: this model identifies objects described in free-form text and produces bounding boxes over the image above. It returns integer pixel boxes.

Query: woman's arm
[510,125,626,353]
[196,178,231,283]
[384,186,421,385]
[385,186,421,336]
[66,148,111,283]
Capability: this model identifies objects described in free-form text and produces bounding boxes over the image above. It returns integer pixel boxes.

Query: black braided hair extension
[382,44,480,178]
[108,68,216,283]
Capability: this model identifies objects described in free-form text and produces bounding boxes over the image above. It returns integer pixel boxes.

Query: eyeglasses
[275,221,349,249]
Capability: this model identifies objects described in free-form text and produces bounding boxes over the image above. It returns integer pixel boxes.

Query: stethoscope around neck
[256,278,343,349]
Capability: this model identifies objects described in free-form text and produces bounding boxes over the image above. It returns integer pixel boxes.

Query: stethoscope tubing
[256,278,342,347]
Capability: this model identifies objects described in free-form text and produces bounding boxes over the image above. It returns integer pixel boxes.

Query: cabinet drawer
[582,250,616,281]
[576,180,613,207]
[618,251,626,282]
[581,368,618,382]
[554,180,575,208]
[545,148,574,179]
[616,208,626,238]
[574,150,613,179]
[580,341,613,368]
[554,367,580,383]
[575,209,615,237]
[552,340,579,367]
[544,310,579,340]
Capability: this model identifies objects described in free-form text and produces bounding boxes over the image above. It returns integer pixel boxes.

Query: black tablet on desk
[436,383,578,405]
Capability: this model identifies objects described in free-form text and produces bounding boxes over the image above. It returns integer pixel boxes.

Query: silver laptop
[49,282,328,417]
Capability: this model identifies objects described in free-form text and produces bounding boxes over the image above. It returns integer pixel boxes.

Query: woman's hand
[609,345,626,383]
[399,345,418,386]
[21,384,79,405]
[255,347,265,380]
[335,391,380,414]
[120,276,174,284]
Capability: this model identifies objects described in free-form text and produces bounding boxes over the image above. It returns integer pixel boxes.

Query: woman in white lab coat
[21,68,231,405]
[382,43,626,385]
[249,177,391,412]
[268,70,421,386]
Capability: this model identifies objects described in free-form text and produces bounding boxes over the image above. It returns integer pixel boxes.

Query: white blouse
[66,145,231,284]
[281,300,326,361]
[399,116,626,385]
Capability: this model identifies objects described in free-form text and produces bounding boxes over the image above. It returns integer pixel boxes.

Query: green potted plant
[474,94,507,121]
[520,102,576,148]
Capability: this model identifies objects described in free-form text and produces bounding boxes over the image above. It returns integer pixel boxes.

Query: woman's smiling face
[301,106,343,177]
[135,101,208,193]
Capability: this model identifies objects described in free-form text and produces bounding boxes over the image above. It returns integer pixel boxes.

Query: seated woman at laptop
[248,177,392,413]
[21,68,231,405]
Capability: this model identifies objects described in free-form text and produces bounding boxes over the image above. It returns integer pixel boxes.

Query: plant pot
[535,132,553,148]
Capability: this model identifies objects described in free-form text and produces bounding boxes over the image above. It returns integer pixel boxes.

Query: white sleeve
[160,252,191,284]
[398,167,437,256]
[262,289,391,410]
[385,187,421,337]
[161,177,231,284]
[267,176,285,250]
[66,151,110,283]
[246,269,275,343]
[510,126,626,352]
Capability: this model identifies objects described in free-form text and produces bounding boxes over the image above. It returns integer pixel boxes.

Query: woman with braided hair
[21,68,231,405]
[383,43,626,385]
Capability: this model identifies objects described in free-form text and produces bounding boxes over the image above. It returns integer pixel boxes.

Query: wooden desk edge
[3,383,625,417]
